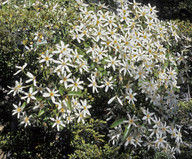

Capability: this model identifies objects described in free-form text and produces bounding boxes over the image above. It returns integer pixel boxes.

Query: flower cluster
[108,108,182,158]
[8,0,185,157]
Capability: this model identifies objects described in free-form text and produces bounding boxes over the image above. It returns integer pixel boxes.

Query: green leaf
[53,35,57,43]
[110,118,126,128]
[38,110,45,117]
[66,99,72,111]
[182,49,190,52]
[84,41,90,48]
[123,125,130,140]
[30,0,36,3]
[98,67,104,71]
[21,102,27,109]
[59,86,64,95]
[2,5,7,11]
[29,0,36,7]
[163,61,168,69]
[46,69,50,77]
[36,97,43,101]
[48,100,52,106]
[68,91,83,97]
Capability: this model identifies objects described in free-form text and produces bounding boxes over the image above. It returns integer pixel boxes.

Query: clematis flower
[26,72,37,86]
[12,101,23,118]
[68,78,84,91]
[50,116,65,131]
[39,50,53,66]
[43,88,60,103]
[21,87,38,103]
[14,63,27,76]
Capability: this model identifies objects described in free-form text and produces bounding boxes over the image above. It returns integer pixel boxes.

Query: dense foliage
[0,0,192,158]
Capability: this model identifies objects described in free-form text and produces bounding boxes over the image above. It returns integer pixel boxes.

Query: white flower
[66,114,75,124]
[105,56,120,71]
[92,28,107,42]
[92,15,104,28]
[39,50,53,66]
[8,78,24,96]
[54,58,74,74]
[71,31,84,43]
[43,88,60,103]
[102,76,114,92]
[36,84,44,93]
[175,128,182,143]
[149,128,159,138]
[71,97,81,111]
[154,132,167,148]
[123,81,133,91]
[125,89,137,104]
[26,72,37,86]
[14,63,27,76]
[103,14,117,28]
[87,74,100,93]
[59,72,73,88]
[76,0,88,7]
[55,99,68,110]
[152,115,161,129]
[76,59,89,74]
[75,111,85,124]
[125,135,136,147]
[72,49,83,62]
[34,32,44,43]
[95,46,107,59]
[119,60,132,76]
[135,135,142,147]
[79,99,92,116]
[142,108,154,125]
[160,122,170,134]
[20,112,31,127]
[108,95,123,106]
[167,68,177,80]
[68,78,84,91]
[134,66,146,80]
[108,125,123,145]
[50,116,65,131]
[33,101,46,110]
[124,114,138,129]
[21,87,38,103]
[80,7,94,20]
[53,41,72,59]
[12,102,23,118]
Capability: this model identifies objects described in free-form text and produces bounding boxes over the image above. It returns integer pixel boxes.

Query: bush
[1,0,191,158]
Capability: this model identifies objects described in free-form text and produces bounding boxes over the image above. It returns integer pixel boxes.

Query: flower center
[56,119,60,124]
[24,117,29,123]
[74,82,78,87]
[129,94,133,99]
[146,114,150,118]
[129,119,133,124]
[28,93,32,98]
[60,108,65,113]
[79,113,83,118]
[50,92,54,96]
[45,56,49,61]
[17,107,21,112]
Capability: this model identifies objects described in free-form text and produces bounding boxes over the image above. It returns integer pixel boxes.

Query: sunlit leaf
[110,118,126,128]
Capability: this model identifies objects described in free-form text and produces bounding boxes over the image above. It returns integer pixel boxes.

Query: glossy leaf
[68,91,83,97]
[110,118,126,128]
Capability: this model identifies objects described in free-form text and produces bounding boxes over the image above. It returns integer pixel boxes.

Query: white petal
[108,96,116,104]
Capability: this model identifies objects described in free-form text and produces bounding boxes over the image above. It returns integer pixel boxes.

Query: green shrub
[1,0,192,158]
